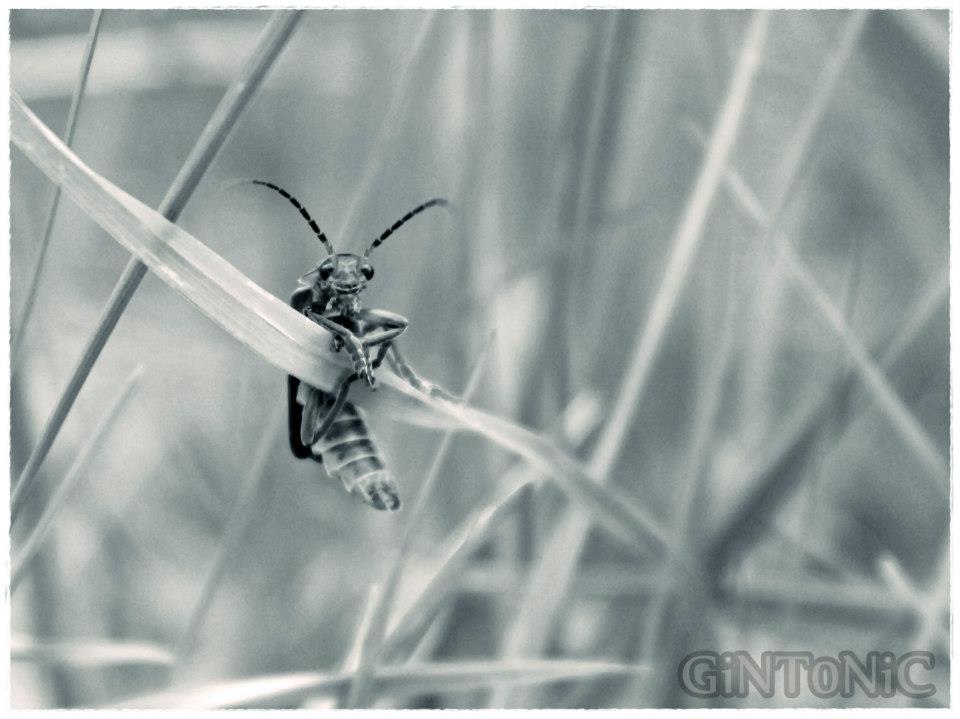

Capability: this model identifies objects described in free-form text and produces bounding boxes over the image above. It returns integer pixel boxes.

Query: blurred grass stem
[382,371,677,555]
[705,279,947,583]
[11,9,103,368]
[114,659,649,709]
[562,12,621,393]
[11,365,142,591]
[493,13,770,701]
[177,405,284,662]
[345,345,489,708]
[694,126,949,486]
[12,635,175,668]
[379,390,602,664]
[11,11,303,523]
[892,10,948,71]
[335,12,438,245]
[635,213,743,692]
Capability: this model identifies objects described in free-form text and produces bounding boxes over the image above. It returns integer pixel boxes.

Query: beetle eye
[319,264,334,280]
[361,266,374,280]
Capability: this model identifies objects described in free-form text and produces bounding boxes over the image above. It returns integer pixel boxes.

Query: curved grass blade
[12,635,174,668]
[111,659,648,709]
[12,9,104,367]
[11,366,143,591]
[11,88,674,563]
[10,10,303,524]
[381,372,680,560]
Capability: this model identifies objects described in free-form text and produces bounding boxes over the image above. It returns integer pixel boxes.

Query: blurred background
[8,8,950,709]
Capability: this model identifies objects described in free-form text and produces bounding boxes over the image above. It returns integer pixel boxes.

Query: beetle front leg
[307,311,375,387]
[387,344,461,403]
[358,309,409,373]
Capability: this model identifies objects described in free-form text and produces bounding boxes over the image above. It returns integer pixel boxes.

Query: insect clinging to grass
[231,179,456,511]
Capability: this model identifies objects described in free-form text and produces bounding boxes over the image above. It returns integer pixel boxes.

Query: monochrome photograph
[7,7,950,709]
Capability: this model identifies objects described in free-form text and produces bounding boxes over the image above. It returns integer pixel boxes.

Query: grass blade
[10,10,303,524]
[729,9,869,465]
[176,405,284,661]
[345,346,490,707]
[12,635,174,668]
[690,123,949,486]
[589,11,769,476]
[625,17,871,701]
[493,14,771,702]
[769,11,869,219]
[11,9,103,366]
[562,12,623,390]
[11,366,143,591]
[891,10,948,71]
[10,92,346,392]
[704,275,948,582]
[380,390,602,663]
[342,585,383,674]
[11,84,674,561]
[304,584,384,709]
[382,373,678,557]
[335,11,440,243]
[112,659,647,709]
[381,481,531,662]
[782,242,948,481]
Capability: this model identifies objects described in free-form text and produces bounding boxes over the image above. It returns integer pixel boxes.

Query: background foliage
[9,9,949,708]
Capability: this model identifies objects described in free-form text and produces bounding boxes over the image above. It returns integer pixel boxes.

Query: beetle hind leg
[299,380,352,448]
[288,375,313,459]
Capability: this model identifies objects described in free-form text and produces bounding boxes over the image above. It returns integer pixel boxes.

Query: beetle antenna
[365,198,450,257]
[226,178,335,256]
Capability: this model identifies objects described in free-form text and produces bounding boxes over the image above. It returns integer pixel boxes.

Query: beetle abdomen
[299,385,400,511]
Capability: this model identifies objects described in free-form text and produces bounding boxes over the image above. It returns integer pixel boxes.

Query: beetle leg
[358,309,408,350]
[301,379,353,446]
[361,326,406,349]
[387,344,461,403]
[307,311,375,387]
[288,375,312,458]
[362,329,405,371]
[355,309,409,378]
[371,342,392,370]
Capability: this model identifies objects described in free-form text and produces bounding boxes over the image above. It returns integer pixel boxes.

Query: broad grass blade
[9,10,303,524]
[10,94,351,394]
[12,89,673,561]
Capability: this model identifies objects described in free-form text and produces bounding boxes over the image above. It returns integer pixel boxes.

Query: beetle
[235,180,454,511]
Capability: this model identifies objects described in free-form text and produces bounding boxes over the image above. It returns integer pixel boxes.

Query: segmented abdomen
[298,384,400,511]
